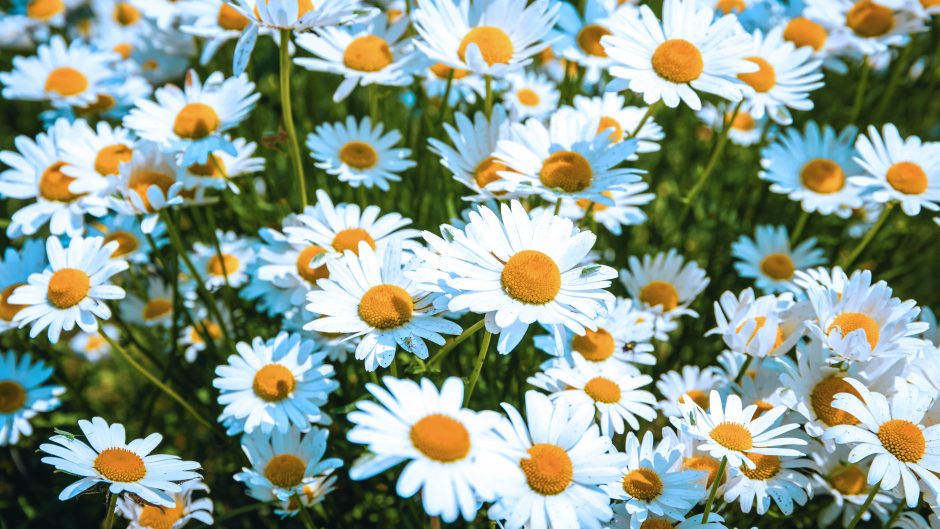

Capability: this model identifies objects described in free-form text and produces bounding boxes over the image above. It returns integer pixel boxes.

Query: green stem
[701,456,727,523]
[279,28,307,212]
[437,70,455,127]
[848,61,871,127]
[733,356,753,385]
[846,484,881,529]
[368,84,379,123]
[463,331,491,406]
[484,75,493,119]
[296,497,319,529]
[102,493,118,529]
[790,210,810,244]
[883,500,904,529]
[627,101,661,139]
[838,203,894,270]
[427,319,485,368]
[874,43,913,122]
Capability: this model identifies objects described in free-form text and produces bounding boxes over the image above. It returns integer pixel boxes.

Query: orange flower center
[810,376,862,426]
[93,447,146,482]
[143,298,173,321]
[409,414,471,462]
[0,380,27,413]
[846,0,895,37]
[252,364,296,402]
[877,419,926,462]
[458,26,514,66]
[188,155,226,178]
[344,35,394,72]
[218,3,250,31]
[296,245,329,283]
[94,144,133,177]
[40,161,83,202]
[683,456,721,487]
[207,253,240,278]
[622,468,663,501]
[827,312,879,350]
[572,328,615,361]
[45,67,89,97]
[800,158,845,194]
[597,116,623,142]
[520,443,573,495]
[639,280,679,311]
[358,284,413,329]
[103,230,140,258]
[516,88,540,107]
[539,150,593,193]
[429,63,470,80]
[173,103,220,140]
[0,283,27,322]
[473,156,508,192]
[129,170,175,212]
[710,422,753,451]
[47,268,91,309]
[339,141,378,169]
[760,253,795,280]
[738,56,776,92]
[784,17,828,50]
[651,39,703,83]
[27,0,65,20]
[577,24,611,57]
[886,161,928,195]
[679,389,709,409]
[264,453,306,488]
[501,250,561,305]
[829,464,867,495]
[331,228,375,255]
[583,376,621,403]
[715,0,747,12]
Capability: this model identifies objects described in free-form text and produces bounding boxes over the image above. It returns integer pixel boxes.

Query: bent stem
[846,483,881,529]
[102,493,118,529]
[838,202,894,270]
[701,456,727,523]
[427,319,485,368]
[279,28,307,211]
[464,330,492,406]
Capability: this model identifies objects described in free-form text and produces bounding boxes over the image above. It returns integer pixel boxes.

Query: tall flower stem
[279,28,307,211]
[102,493,119,529]
[838,203,894,270]
[628,101,661,139]
[846,484,881,529]
[437,70,455,127]
[733,356,753,385]
[848,61,871,127]
[484,75,493,119]
[464,330,492,406]
[883,501,905,529]
[427,319,485,369]
[296,498,320,529]
[701,456,727,523]
[790,210,810,244]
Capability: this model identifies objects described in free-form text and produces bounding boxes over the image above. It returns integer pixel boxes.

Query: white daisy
[502,70,559,120]
[0,239,47,334]
[191,230,256,291]
[620,249,710,320]
[87,213,168,266]
[179,0,253,65]
[656,365,726,418]
[180,308,228,364]
[573,93,665,154]
[731,225,826,294]
[68,325,119,362]
[708,288,803,359]
[721,449,814,515]
[110,142,185,234]
[231,0,366,31]
[551,0,624,83]
[0,351,63,446]
[811,447,895,527]
[58,119,135,195]
[804,0,925,56]
[176,136,265,192]
[120,279,175,328]
[697,102,766,147]
[116,478,214,529]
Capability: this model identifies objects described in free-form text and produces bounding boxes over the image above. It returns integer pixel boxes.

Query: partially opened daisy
[347,377,522,523]
[39,416,202,507]
[213,332,338,434]
[698,102,765,147]
[0,351,64,446]
[110,142,184,233]
[116,478,214,529]
[850,123,940,216]
[573,93,665,154]
[620,249,709,320]
[602,0,755,109]
[234,426,342,501]
[0,239,47,334]
[502,71,559,120]
[416,200,617,355]
[489,390,625,529]
[412,0,560,78]
[708,288,803,359]
[731,225,826,293]
[9,236,128,344]
[305,116,415,191]
[824,378,940,506]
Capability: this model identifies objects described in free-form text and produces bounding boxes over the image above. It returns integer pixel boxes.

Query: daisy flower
[295,13,419,101]
[656,365,726,418]
[560,183,656,235]
[0,239,47,334]
[120,279,175,328]
[620,249,710,320]
[305,116,415,191]
[111,142,185,234]
[731,225,826,294]
[9,236,128,344]
[58,120,134,195]
[69,325,118,362]
[305,241,461,371]
[0,351,64,446]
[824,378,940,506]
[721,449,814,515]
[804,0,925,56]
[181,309,228,364]
[601,0,756,110]
[708,289,803,359]
[678,391,807,470]
[697,102,766,147]
[608,512,729,529]
[39,416,202,507]
[412,0,560,78]
[88,214,168,266]
[176,137,265,192]
[502,70,559,120]
[422,61,486,106]
[116,478,214,529]
[551,0,623,83]
[0,35,119,108]
[489,390,626,529]
[416,200,617,355]
[192,230,256,291]
[850,123,940,216]
[179,0,253,65]
[347,376,522,523]
[234,426,342,502]
[259,472,338,518]
[573,93,665,154]
[0,118,109,238]
[213,332,338,434]
[811,448,895,527]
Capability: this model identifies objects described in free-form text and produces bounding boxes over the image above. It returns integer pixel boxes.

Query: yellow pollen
[473,157,508,194]
[173,103,220,140]
[264,453,306,488]
[27,0,65,21]
[39,161,83,202]
[640,520,675,529]
[810,376,863,426]
[886,161,928,195]
[877,419,926,462]
[679,389,710,409]
[738,56,776,92]
[622,468,664,501]
[296,245,329,284]
[577,24,612,57]
[0,381,27,413]
[358,284,413,329]
[583,376,621,404]
[47,268,91,309]
[187,155,226,178]
[829,465,867,496]
[93,447,147,482]
[129,170,175,212]
[709,422,753,451]
[760,253,795,280]
[79,93,118,114]
[429,63,470,80]
[520,443,574,496]
[784,17,828,50]
[331,228,375,255]
[339,141,379,170]
[103,231,140,258]
[801,158,845,194]
[828,312,880,350]
[252,364,296,402]
[94,144,133,176]
[739,453,781,480]
[539,150,593,193]
[500,250,562,305]
[572,328,616,362]
[516,88,540,107]
[651,39,704,83]
[715,0,746,12]
[639,280,679,311]
[217,3,250,31]
[343,35,394,72]
[410,414,471,462]
[597,116,624,142]
[207,253,240,278]
[137,499,185,529]
[730,111,756,131]
[458,26,514,66]
[0,283,27,322]
[846,0,895,37]
[683,456,721,487]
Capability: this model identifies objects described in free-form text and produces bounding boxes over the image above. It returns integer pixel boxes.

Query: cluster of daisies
[1,0,939,527]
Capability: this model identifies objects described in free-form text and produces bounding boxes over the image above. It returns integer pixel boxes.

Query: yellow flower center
[296,245,329,284]
[800,158,845,194]
[715,0,746,12]
[473,156,508,191]
[252,364,296,402]
[640,520,675,529]
[571,328,615,361]
[810,376,862,426]
[429,63,470,80]
[753,400,775,419]
[47,268,91,309]
[760,253,795,280]
[45,67,89,97]
[829,464,867,495]
[846,0,895,37]
[886,161,928,195]
[877,419,926,462]
[0,380,27,413]
[739,453,781,480]
[710,422,753,451]
[218,3,250,30]
[358,284,413,329]
[264,453,306,488]
[500,250,562,305]
[93,447,147,482]
[827,312,880,350]
[343,35,394,72]
[683,456,721,487]
[0,283,27,322]
[784,17,828,50]
[173,103,220,140]
[207,253,240,277]
[189,320,222,344]
[639,280,679,312]
[520,443,573,496]
[331,228,375,255]
[458,26,514,66]
[129,170,175,212]
[738,56,776,92]
[539,150,593,193]
[730,111,756,131]
[622,468,664,501]
[79,93,118,114]
[27,0,65,20]
[409,414,471,462]
[94,144,133,177]
[112,2,141,25]
[138,499,185,529]
[39,161,83,203]
[339,141,379,170]
[679,389,710,409]
[597,116,623,143]
[103,230,140,258]
[188,155,226,178]
[516,88,540,107]
[143,298,172,321]
[583,376,621,404]
[577,24,611,57]
[651,39,704,83]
